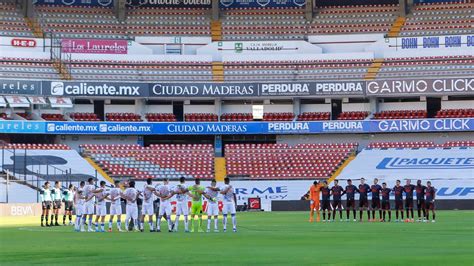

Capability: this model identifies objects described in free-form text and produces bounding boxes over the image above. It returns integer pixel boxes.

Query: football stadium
[0,0,473,264]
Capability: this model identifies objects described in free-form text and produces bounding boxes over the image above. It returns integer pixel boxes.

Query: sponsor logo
[260,83,310,95]
[220,0,233,7]
[11,39,36,48]
[367,78,474,95]
[151,84,255,96]
[10,206,34,216]
[99,124,108,132]
[315,82,363,94]
[268,122,309,132]
[322,121,363,131]
[377,119,470,132]
[128,0,211,6]
[376,157,474,170]
[50,82,141,96]
[0,121,44,133]
[166,124,248,134]
[51,82,64,96]
[235,186,289,201]
[47,123,55,132]
[293,0,305,6]
[437,187,474,197]
[1,80,38,94]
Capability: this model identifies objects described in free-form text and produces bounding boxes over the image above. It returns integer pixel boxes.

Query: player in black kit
[343,179,358,222]
[415,180,427,222]
[358,178,370,222]
[370,178,382,222]
[331,180,344,221]
[320,181,331,222]
[404,179,416,222]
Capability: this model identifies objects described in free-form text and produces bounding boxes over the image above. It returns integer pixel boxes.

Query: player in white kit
[173,177,190,232]
[205,179,220,232]
[108,180,123,232]
[220,177,237,232]
[94,181,110,232]
[153,178,174,232]
[74,181,86,232]
[83,178,104,232]
[141,178,156,232]
[121,180,139,232]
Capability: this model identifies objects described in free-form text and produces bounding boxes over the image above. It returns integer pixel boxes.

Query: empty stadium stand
[145,113,176,122]
[337,111,369,120]
[185,113,218,122]
[82,144,214,180]
[309,4,399,35]
[35,5,126,39]
[443,140,474,147]
[220,113,253,121]
[105,113,142,122]
[367,141,435,149]
[435,108,474,118]
[221,7,307,41]
[69,112,101,121]
[400,1,474,36]
[0,1,34,37]
[41,113,66,121]
[4,143,70,150]
[0,113,9,120]
[15,112,31,120]
[372,110,427,119]
[225,143,357,179]
[126,7,211,36]
[378,55,474,79]
[297,112,330,121]
[223,59,371,81]
[0,58,60,80]
[263,112,294,121]
[68,59,213,82]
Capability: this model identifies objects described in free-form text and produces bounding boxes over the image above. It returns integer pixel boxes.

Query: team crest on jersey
[256,0,270,7]
[293,0,305,6]
[220,0,234,7]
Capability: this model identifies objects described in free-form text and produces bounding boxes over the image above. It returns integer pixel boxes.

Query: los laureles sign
[61,39,128,54]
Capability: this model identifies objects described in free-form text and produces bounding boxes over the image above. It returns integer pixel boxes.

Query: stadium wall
[58,135,139,150]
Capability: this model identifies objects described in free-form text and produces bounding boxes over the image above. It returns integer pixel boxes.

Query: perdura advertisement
[0,118,471,135]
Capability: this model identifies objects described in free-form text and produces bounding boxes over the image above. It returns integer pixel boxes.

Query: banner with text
[366,78,473,96]
[61,39,128,54]
[126,0,211,7]
[220,0,305,8]
[42,81,149,97]
[392,34,474,50]
[0,118,470,135]
[33,0,113,7]
[1,80,41,95]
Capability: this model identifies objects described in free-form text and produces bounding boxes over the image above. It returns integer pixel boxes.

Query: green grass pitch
[0,211,473,265]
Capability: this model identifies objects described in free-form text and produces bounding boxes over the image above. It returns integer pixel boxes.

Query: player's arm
[220,186,231,194]
[91,188,103,194]
[207,186,220,192]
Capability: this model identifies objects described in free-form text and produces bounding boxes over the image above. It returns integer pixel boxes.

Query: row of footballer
[39,177,238,233]
[307,178,437,223]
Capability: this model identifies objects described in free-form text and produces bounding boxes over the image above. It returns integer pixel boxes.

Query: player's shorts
[159,202,172,216]
[53,200,62,209]
[141,203,154,216]
[371,198,381,209]
[96,204,107,216]
[359,198,369,208]
[75,204,84,216]
[176,201,189,216]
[321,200,331,210]
[110,203,122,215]
[405,198,414,209]
[346,199,355,209]
[222,201,236,215]
[84,203,95,215]
[425,201,435,210]
[126,204,138,219]
[381,200,390,210]
[190,202,203,215]
[395,200,403,210]
[310,201,320,211]
[332,200,342,210]
[42,201,52,210]
[207,202,219,216]
[64,201,73,211]
[416,199,425,210]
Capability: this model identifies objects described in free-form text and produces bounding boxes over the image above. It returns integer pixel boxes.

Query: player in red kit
[370,178,382,222]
